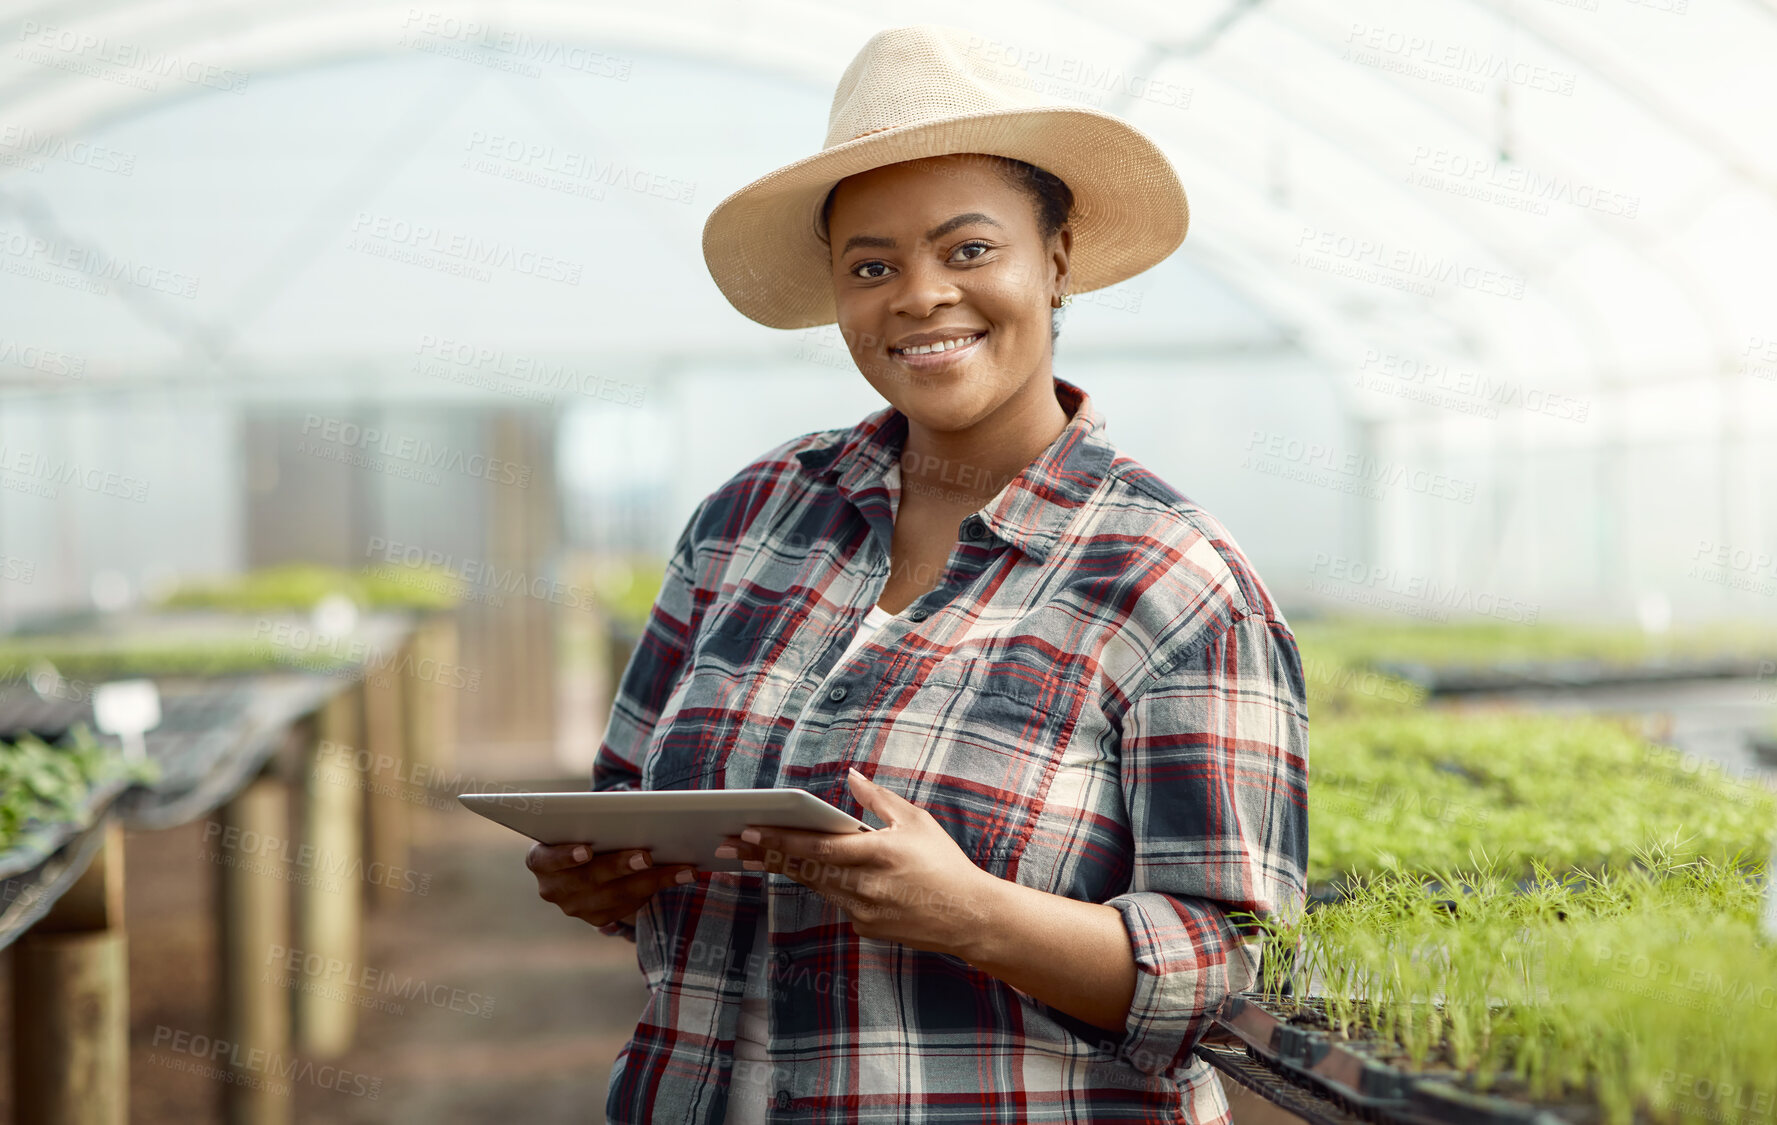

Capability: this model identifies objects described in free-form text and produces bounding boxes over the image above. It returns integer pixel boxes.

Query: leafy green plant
[159,562,460,612]
[1293,621,1777,885]
[1254,620,1777,1120]
[1295,616,1777,676]
[1239,842,1777,1125]
[0,637,360,681]
[1306,709,1777,884]
[1299,642,1429,717]
[0,724,160,852]
[574,556,666,632]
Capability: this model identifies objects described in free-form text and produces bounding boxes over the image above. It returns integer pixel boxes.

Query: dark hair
[816,154,1076,343]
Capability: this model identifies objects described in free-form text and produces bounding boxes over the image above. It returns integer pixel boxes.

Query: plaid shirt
[593,375,1309,1124]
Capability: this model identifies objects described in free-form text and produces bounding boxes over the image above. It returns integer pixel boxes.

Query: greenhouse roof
[3,0,1774,427]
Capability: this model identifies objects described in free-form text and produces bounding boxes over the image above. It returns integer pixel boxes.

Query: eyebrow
[840,212,1003,257]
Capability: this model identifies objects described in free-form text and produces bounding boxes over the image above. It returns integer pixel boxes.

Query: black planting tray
[1214,995,1578,1125]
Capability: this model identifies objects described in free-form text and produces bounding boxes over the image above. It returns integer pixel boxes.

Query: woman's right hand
[526,843,698,929]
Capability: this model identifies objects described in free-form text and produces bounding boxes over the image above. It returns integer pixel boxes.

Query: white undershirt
[724,601,896,1124]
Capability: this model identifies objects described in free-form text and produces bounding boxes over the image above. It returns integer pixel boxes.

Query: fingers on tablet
[634,864,696,890]
[526,842,599,873]
[610,852,696,886]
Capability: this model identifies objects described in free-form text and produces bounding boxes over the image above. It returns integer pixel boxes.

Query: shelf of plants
[0,724,158,880]
[0,673,357,950]
[0,721,162,948]
[1296,627,1775,889]
[156,561,461,615]
[1295,617,1777,695]
[1202,622,1777,1125]
[0,561,451,681]
[1220,843,1775,1125]
[0,618,394,683]
[0,618,410,826]
[0,566,439,948]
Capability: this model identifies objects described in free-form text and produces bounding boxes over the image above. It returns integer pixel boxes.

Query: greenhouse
[2,2,1775,1123]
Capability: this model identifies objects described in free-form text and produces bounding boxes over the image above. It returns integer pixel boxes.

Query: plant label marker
[92,678,161,763]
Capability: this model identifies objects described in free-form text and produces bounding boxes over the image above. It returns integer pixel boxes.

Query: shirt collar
[793,375,1114,564]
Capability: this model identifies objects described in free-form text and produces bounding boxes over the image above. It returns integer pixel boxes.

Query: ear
[1051,224,1073,299]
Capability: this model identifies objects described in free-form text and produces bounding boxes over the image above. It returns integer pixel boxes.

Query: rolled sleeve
[1102,608,1310,1077]
[591,494,709,796]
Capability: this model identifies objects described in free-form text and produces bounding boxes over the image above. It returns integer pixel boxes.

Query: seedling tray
[1749,734,1777,768]
[1196,1042,1376,1125]
[1214,995,1581,1125]
[1374,656,1776,695]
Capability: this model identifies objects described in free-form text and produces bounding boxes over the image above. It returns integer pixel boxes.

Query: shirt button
[963,517,985,540]
[909,607,929,622]
[775,1090,793,1110]
[775,951,791,971]
[827,685,847,702]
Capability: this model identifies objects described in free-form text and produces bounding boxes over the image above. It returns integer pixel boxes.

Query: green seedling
[0,723,160,852]
[1233,841,1777,1125]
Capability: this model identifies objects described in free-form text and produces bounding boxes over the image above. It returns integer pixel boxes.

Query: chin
[858,357,1006,423]
[893,390,995,434]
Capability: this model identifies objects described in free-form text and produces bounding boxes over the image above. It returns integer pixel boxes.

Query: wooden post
[12,820,129,1125]
[433,609,460,798]
[404,616,461,846]
[296,685,364,1058]
[214,770,295,1125]
[361,655,410,908]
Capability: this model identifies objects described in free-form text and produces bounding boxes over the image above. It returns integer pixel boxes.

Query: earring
[1053,292,1073,309]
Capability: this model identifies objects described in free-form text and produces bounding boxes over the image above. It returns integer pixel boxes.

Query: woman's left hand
[717,767,996,957]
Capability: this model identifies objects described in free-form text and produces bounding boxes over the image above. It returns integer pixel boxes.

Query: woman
[528,24,1309,1125]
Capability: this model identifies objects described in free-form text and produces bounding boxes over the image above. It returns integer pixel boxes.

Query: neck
[898,373,1072,508]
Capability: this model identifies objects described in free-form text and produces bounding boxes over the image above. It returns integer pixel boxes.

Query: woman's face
[826,154,1070,431]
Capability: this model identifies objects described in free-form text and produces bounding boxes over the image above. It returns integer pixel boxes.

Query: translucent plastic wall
[4,0,1774,626]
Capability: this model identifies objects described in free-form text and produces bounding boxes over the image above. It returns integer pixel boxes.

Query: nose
[886,254,961,324]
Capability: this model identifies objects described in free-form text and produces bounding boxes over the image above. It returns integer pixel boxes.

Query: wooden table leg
[296,686,364,1059]
[407,617,459,786]
[214,771,294,1125]
[361,660,410,910]
[12,820,129,1125]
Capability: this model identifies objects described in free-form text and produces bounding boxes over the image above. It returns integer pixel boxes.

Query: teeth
[895,333,982,356]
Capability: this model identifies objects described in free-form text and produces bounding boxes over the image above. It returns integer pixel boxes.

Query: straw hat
[701,23,1189,329]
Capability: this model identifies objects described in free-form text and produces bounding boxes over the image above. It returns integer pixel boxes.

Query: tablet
[457,787,874,872]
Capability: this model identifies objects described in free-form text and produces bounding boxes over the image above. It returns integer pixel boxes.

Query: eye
[849,240,992,280]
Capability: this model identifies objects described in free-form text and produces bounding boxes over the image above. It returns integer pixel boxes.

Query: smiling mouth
[889,331,987,366]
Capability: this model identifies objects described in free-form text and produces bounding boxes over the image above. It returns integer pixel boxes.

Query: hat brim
[700,106,1188,330]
